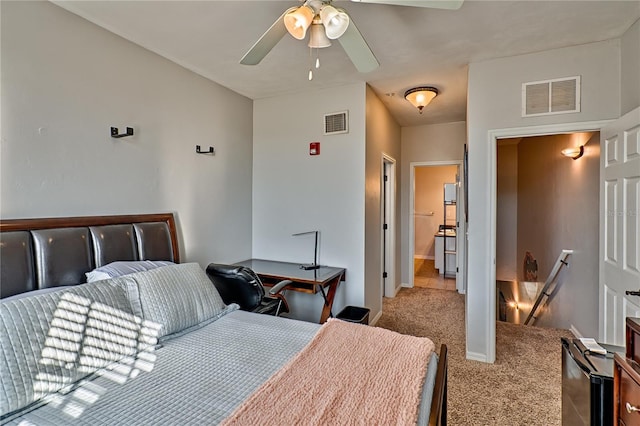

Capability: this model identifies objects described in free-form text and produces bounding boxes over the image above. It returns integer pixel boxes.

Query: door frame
[408,160,464,289]
[483,119,612,362]
[382,153,397,298]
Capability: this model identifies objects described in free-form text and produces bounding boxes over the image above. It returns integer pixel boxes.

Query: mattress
[3,310,437,425]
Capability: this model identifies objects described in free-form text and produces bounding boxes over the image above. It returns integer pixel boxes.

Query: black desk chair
[206,263,292,316]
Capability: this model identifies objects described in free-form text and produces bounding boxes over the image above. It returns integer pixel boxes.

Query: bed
[0,213,447,425]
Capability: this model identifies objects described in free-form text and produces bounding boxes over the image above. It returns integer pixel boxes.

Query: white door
[600,107,640,346]
[382,156,396,298]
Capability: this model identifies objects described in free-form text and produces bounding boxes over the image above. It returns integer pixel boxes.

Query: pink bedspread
[222,318,435,425]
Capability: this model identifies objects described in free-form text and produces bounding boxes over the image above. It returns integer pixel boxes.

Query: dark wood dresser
[614,318,640,425]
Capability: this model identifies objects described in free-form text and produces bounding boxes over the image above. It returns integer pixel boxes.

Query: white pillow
[86,260,174,282]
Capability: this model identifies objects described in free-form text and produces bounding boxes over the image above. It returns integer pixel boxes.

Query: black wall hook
[111,127,134,138]
[196,145,215,155]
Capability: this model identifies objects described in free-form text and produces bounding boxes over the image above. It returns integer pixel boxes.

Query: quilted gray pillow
[85,260,174,282]
[118,263,227,339]
[0,280,146,417]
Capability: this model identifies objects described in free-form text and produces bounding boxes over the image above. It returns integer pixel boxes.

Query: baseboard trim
[569,324,583,338]
[394,284,402,296]
[401,282,412,288]
[466,351,491,363]
[369,310,383,326]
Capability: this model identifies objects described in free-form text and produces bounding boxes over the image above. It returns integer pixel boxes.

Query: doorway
[382,154,396,298]
[495,132,600,332]
[409,161,464,292]
[477,118,614,363]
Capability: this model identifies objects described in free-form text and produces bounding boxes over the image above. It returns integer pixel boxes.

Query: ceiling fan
[240,0,464,76]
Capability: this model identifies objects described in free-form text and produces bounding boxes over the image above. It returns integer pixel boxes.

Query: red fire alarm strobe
[309,142,320,156]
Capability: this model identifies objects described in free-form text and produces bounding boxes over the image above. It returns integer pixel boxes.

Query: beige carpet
[376,287,572,425]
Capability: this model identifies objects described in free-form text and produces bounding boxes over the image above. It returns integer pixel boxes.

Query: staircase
[524,249,573,326]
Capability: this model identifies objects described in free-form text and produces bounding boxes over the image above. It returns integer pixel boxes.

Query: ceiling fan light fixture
[404,86,438,114]
[308,20,332,48]
[320,5,350,39]
[284,5,315,40]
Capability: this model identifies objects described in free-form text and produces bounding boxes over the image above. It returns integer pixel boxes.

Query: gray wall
[365,85,401,320]
[467,39,620,361]
[507,133,600,337]
[621,19,640,114]
[496,143,519,281]
[1,1,254,266]
[252,83,366,323]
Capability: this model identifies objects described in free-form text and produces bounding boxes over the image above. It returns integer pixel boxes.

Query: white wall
[400,122,466,285]
[621,19,640,115]
[0,1,254,267]
[253,83,366,322]
[364,85,401,320]
[467,40,621,362]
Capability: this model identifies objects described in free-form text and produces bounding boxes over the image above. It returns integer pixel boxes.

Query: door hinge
[383,272,388,278]
[384,175,388,182]
[383,223,388,230]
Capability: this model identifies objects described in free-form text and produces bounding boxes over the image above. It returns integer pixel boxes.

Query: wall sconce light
[561,146,584,160]
[404,87,438,114]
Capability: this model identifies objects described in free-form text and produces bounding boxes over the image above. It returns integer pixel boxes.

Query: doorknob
[626,290,640,297]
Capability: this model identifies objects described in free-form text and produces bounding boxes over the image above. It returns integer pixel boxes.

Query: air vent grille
[522,76,580,117]
[324,111,348,135]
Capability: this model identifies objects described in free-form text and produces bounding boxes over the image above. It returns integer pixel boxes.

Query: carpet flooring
[376,287,573,425]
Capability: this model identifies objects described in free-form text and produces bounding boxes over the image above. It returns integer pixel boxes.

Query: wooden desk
[234,259,345,324]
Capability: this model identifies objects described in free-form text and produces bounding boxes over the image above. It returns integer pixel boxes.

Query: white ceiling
[52,0,639,127]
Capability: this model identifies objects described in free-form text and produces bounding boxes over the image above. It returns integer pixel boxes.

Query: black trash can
[336,306,370,325]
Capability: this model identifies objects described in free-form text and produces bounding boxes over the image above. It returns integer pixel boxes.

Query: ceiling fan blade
[240,7,296,65]
[337,20,379,73]
[350,0,463,10]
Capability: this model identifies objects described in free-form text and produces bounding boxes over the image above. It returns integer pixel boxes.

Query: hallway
[414,258,456,291]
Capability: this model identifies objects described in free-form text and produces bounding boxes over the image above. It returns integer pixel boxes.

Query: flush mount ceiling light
[404,87,439,114]
[561,146,584,160]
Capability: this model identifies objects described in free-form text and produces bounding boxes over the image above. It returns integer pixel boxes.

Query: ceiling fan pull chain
[308,46,314,80]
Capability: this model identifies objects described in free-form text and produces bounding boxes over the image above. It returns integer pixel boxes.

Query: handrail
[524,249,573,326]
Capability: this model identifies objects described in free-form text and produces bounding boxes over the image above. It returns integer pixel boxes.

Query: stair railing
[524,249,573,326]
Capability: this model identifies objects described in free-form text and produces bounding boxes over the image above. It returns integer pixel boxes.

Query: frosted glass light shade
[308,22,332,48]
[320,6,350,39]
[561,146,584,159]
[404,87,438,114]
[284,5,314,40]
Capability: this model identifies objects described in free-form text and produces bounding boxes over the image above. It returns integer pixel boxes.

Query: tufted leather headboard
[0,213,179,299]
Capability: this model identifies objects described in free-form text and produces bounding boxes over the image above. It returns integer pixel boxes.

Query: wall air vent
[324,111,349,135]
[522,76,580,117]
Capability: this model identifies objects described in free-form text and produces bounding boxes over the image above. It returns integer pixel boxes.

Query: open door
[599,107,640,345]
[382,155,396,298]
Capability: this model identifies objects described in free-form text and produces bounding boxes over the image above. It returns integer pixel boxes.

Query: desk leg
[319,272,343,324]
